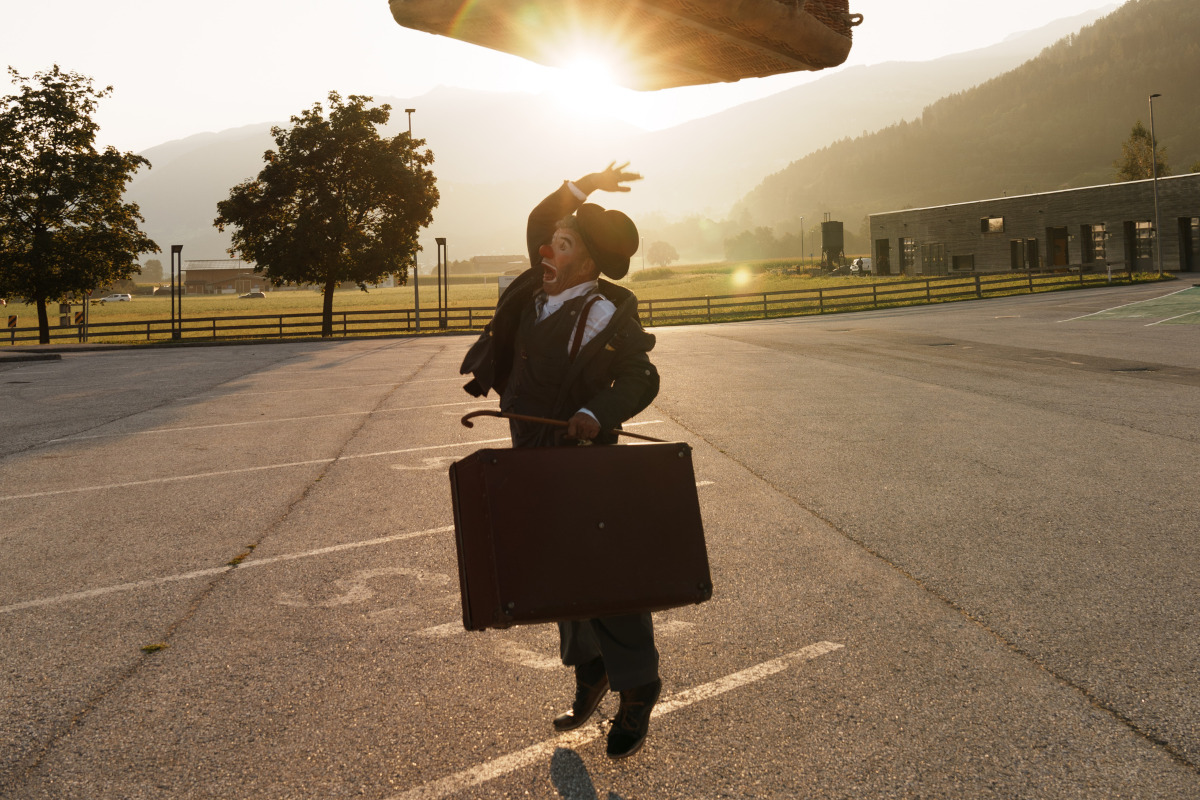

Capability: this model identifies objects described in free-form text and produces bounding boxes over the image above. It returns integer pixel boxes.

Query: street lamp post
[435,237,448,329]
[1149,93,1163,277]
[170,245,183,340]
[799,216,804,269]
[406,108,421,329]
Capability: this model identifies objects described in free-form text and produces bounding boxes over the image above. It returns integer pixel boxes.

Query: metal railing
[2,269,1155,346]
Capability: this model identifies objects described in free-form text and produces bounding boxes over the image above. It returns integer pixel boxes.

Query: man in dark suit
[460,163,663,758]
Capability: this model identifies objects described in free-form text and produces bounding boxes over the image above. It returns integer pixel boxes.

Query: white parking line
[0,526,453,615]
[1145,309,1200,326]
[384,641,845,800]
[0,439,512,502]
[1059,286,1195,322]
[3,423,668,502]
[50,401,491,442]
[199,377,468,399]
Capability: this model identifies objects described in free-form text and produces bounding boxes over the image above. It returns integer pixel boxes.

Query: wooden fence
[2,269,1151,346]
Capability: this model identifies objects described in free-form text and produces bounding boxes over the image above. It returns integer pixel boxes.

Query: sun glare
[732,268,753,288]
[563,56,619,89]
[543,51,643,122]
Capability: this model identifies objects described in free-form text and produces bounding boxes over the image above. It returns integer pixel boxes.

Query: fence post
[818,287,824,313]
[762,293,768,319]
[975,275,982,298]
[647,301,654,327]
[872,283,878,307]
[212,318,216,339]
[706,297,712,322]
[1027,270,1034,293]
[925,280,932,303]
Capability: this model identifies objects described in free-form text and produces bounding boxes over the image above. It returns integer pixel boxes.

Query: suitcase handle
[460,410,667,443]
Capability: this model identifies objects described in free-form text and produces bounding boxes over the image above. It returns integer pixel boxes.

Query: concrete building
[869,173,1200,276]
[182,260,268,295]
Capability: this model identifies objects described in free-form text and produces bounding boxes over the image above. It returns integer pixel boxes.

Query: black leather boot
[553,656,609,732]
[606,678,662,758]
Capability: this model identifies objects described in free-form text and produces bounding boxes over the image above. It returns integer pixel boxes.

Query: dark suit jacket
[460,182,659,440]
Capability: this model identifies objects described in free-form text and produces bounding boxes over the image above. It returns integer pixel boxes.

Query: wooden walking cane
[460,409,667,443]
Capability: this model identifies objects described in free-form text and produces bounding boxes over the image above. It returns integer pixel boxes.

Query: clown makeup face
[539,227,597,296]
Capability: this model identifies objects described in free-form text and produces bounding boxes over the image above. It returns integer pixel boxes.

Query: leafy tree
[215,92,438,337]
[140,258,163,282]
[1113,121,1170,181]
[725,227,781,260]
[647,240,679,267]
[0,66,158,343]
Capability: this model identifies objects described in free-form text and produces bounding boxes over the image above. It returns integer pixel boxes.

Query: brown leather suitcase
[448,442,712,631]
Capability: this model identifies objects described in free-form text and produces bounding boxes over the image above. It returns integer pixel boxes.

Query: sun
[562,55,620,88]
[544,52,642,121]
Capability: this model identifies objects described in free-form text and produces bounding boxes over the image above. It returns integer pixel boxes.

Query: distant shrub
[629,267,676,282]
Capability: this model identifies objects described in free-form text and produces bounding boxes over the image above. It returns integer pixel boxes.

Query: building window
[980,216,1005,234]
[900,237,918,274]
[1081,224,1106,263]
[1011,238,1039,270]
[952,254,975,271]
[1135,221,1153,260]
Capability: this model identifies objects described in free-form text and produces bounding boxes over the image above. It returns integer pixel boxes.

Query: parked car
[850,257,873,276]
[239,291,266,299]
[99,293,132,303]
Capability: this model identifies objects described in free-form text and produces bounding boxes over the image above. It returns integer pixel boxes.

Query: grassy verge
[2,260,1175,344]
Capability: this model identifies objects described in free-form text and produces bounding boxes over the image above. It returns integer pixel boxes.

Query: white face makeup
[539,227,596,296]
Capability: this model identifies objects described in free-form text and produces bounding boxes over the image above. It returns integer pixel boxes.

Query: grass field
[1,258,919,324]
[3,258,1174,343]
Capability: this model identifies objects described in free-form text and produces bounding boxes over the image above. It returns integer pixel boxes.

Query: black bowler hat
[574,203,639,280]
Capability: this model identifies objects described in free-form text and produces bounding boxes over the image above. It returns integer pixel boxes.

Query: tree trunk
[321,278,336,338]
[36,298,50,345]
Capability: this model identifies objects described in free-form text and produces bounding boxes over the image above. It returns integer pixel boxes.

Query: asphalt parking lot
[2,281,1199,799]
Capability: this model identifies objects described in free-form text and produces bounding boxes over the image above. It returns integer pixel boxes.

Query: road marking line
[0,526,452,615]
[420,622,463,638]
[0,440,511,501]
[1146,309,1200,326]
[384,641,844,800]
[498,642,561,671]
[4,423,668,501]
[199,377,467,399]
[50,401,492,442]
[0,458,341,501]
[1059,286,1196,322]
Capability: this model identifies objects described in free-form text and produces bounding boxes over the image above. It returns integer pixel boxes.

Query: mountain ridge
[123,5,1117,265]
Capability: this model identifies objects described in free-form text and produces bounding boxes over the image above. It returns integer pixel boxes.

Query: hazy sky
[2,0,1121,152]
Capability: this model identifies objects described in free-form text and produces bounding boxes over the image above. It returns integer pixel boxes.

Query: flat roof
[871,172,1200,218]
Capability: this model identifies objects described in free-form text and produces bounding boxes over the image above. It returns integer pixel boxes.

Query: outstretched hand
[578,162,642,194]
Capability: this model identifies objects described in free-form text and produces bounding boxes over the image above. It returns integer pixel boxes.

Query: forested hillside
[735,0,1200,245]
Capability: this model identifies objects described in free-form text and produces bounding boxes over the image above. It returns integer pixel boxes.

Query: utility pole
[1149,93,1164,277]
[406,108,421,329]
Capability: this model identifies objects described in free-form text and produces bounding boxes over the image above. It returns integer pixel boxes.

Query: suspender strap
[569,295,603,361]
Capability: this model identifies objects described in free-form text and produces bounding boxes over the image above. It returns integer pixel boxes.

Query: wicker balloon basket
[389,0,863,90]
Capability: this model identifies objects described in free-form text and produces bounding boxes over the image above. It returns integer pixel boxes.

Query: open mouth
[542,260,558,283]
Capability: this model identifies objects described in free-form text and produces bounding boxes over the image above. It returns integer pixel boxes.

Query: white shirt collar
[539,279,598,321]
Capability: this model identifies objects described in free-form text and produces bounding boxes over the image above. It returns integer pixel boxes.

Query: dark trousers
[558,612,660,691]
